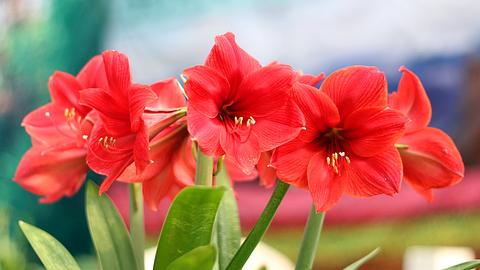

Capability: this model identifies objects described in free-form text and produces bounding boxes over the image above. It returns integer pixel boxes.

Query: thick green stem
[295,205,325,270]
[129,183,145,270]
[215,158,241,270]
[194,148,214,186]
[226,181,290,270]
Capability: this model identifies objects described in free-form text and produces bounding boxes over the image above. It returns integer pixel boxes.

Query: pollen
[64,107,76,121]
[234,116,244,125]
[246,116,256,127]
[98,136,116,149]
[233,115,256,127]
[326,151,351,175]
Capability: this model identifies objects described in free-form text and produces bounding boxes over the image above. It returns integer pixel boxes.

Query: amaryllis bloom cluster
[14,32,464,213]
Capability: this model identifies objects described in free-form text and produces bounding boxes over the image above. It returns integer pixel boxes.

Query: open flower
[80,50,157,193]
[272,66,407,212]
[119,78,255,209]
[389,66,464,200]
[185,32,305,173]
[14,55,107,202]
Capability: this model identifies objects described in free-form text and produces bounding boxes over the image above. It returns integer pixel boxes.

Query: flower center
[322,127,350,175]
[326,151,350,175]
[219,107,256,143]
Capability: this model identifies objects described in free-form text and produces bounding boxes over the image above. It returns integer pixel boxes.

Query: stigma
[326,151,350,175]
[98,136,116,149]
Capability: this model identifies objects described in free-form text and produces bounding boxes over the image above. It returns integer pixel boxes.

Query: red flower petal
[22,104,78,146]
[399,127,464,193]
[102,50,131,100]
[253,99,305,152]
[86,124,135,193]
[234,64,294,117]
[14,145,87,203]
[77,55,109,90]
[186,105,224,157]
[307,151,344,212]
[205,32,261,88]
[80,88,128,119]
[341,147,402,197]
[220,127,261,174]
[292,83,340,142]
[80,88,132,137]
[407,180,434,202]
[133,121,150,174]
[48,71,89,115]
[388,66,432,133]
[297,72,325,86]
[128,84,157,131]
[148,78,186,110]
[320,66,387,119]
[184,65,230,118]
[271,138,318,188]
[343,107,406,157]
[257,151,277,188]
[142,167,176,210]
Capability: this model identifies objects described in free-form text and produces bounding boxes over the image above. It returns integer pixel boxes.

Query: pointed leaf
[166,245,217,270]
[343,247,381,270]
[86,181,139,270]
[19,221,80,270]
[215,161,241,270]
[442,260,480,270]
[153,186,225,270]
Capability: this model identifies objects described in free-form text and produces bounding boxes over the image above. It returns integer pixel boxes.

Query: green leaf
[153,186,225,270]
[215,160,241,270]
[86,181,139,270]
[166,245,217,270]
[442,260,480,270]
[343,247,381,270]
[19,221,80,270]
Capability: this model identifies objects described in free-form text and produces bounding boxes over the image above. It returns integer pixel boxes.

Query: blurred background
[1,0,480,269]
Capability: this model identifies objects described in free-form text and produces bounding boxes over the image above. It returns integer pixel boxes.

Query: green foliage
[343,247,380,270]
[442,260,480,270]
[86,181,139,270]
[18,221,80,270]
[153,186,225,270]
[166,245,217,270]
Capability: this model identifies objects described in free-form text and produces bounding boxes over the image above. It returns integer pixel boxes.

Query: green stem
[226,181,290,270]
[215,158,241,270]
[194,147,214,186]
[129,183,145,270]
[295,205,325,270]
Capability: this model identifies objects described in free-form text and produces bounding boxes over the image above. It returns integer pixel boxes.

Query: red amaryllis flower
[389,66,464,200]
[14,55,107,202]
[272,66,407,211]
[119,78,255,209]
[185,32,305,173]
[80,50,158,193]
